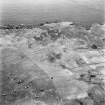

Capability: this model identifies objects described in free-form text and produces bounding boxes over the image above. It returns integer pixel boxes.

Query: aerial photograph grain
[0,0,105,105]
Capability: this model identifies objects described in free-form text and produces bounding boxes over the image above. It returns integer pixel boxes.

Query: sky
[0,0,105,25]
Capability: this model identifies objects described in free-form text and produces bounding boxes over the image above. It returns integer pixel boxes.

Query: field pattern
[0,22,105,105]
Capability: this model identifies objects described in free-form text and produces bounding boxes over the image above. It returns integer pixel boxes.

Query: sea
[1,0,105,27]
